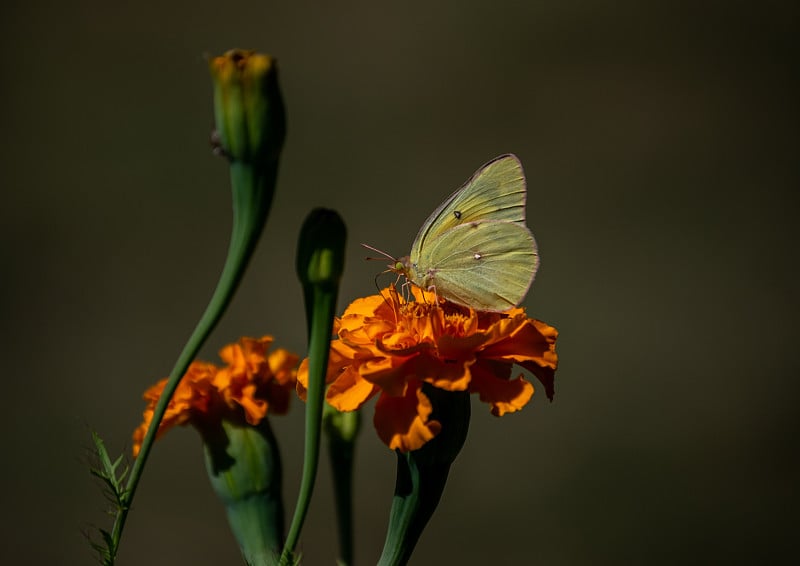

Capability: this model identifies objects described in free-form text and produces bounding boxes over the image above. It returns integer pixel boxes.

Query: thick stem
[377,387,471,566]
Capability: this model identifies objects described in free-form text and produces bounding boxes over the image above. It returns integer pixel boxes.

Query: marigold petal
[327,365,379,411]
[218,343,245,373]
[329,339,364,373]
[415,353,473,392]
[481,319,558,368]
[373,381,441,452]
[213,367,233,390]
[213,336,297,420]
[306,287,558,449]
[359,356,410,397]
[131,365,210,457]
[518,360,556,401]
[339,321,393,349]
[436,332,488,360]
[218,335,273,378]
[296,339,356,400]
[132,339,297,457]
[231,383,266,424]
[342,294,387,318]
[470,362,534,416]
[296,358,310,400]
[268,348,300,385]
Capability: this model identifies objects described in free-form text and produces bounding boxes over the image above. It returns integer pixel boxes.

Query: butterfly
[387,154,539,312]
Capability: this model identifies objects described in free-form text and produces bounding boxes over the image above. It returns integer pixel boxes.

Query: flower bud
[209,49,286,164]
[201,418,284,566]
[296,208,347,292]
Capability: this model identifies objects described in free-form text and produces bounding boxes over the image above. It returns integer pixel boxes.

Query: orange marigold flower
[297,288,558,452]
[133,336,298,457]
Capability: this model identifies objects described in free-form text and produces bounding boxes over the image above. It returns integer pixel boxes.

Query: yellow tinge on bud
[209,49,286,164]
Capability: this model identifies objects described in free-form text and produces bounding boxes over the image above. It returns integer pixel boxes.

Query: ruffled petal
[415,353,473,392]
[373,381,441,452]
[470,362,534,416]
[359,356,410,397]
[236,383,268,424]
[481,319,558,368]
[340,294,386,318]
[327,365,379,411]
[133,338,298,456]
[294,286,557,452]
[268,348,300,385]
[295,358,310,400]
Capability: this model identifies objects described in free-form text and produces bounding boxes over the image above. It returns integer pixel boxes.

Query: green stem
[111,160,276,558]
[376,452,450,566]
[280,288,338,565]
[329,433,356,566]
[376,387,471,566]
[324,404,360,566]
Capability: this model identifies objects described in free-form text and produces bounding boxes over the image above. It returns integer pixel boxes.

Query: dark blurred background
[1,1,797,564]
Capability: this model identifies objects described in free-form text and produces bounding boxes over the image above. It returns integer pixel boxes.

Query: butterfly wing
[409,154,527,265]
[409,220,539,312]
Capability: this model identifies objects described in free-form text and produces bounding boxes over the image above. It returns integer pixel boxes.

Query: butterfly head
[391,256,414,277]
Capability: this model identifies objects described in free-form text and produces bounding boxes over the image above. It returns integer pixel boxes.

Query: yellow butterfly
[392,154,539,312]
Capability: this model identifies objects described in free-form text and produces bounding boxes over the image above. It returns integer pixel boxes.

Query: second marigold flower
[133,336,298,457]
[296,288,558,452]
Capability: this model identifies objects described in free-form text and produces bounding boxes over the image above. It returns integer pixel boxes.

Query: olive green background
[1,1,796,565]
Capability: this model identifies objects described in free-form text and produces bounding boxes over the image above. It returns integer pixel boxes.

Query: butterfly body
[396,154,539,312]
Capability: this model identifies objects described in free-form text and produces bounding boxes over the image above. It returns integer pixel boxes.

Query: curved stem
[111,161,275,558]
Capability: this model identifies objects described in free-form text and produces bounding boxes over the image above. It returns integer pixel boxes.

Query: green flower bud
[324,403,361,445]
[209,49,286,164]
[281,209,347,564]
[201,418,284,566]
[296,208,347,292]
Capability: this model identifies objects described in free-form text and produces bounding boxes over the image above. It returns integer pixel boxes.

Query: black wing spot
[453,210,462,219]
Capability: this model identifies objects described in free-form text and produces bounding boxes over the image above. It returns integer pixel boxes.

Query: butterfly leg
[399,276,414,303]
[426,284,440,307]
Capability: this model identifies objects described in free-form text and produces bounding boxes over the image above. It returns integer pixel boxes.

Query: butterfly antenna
[361,243,398,263]
[362,244,409,316]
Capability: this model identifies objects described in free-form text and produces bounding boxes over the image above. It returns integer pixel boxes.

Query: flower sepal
[377,384,471,566]
[202,418,284,566]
